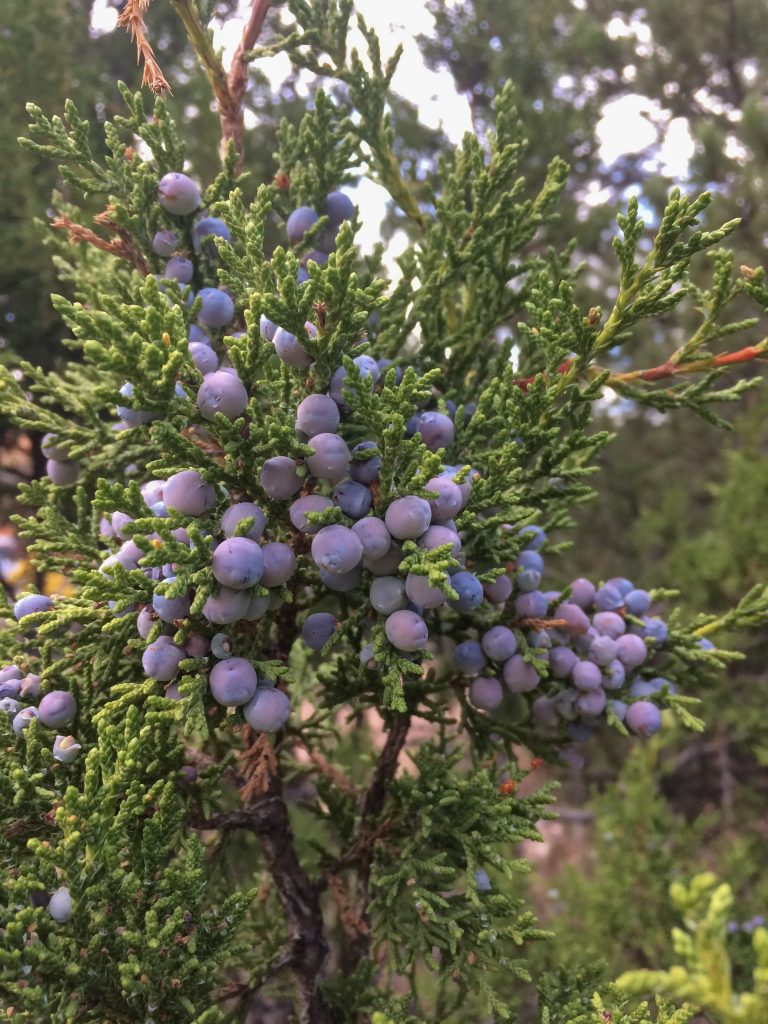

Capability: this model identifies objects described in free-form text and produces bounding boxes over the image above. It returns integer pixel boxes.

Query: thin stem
[169,0,272,167]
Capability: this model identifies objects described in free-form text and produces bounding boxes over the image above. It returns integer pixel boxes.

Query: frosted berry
[212,537,264,589]
[470,676,504,711]
[13,593,53,621]
[311,525,363,575]
[260,456,301,499]
[302,612,339,650]
[243,686,291,731]
[221,502,267,541]
[385,496,431,540]
[197,288,235,328]
[260,542,296,587]
[289,495,333,534]
[385,609,429,652]
[306,433,351,484]
[142,640,184,681]
[197,369,248,420]
[163,470,216,516]
[157,172,201,215]
[296,394,340,437]
[209,657,259,707]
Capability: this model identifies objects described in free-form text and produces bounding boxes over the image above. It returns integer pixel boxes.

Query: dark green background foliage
[1,1,768,1022]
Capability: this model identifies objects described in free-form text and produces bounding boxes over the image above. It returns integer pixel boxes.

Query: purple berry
[197,288,235,328]
[290,495,333,534]
[192,216,231,254]
[518,525,547,550]
[502,655,540,693]
[575,688,606,717]
[385,609,429,652]
[481,626,518,663]
[311,525,363,575]
[370,576,407,614]
[484,574,513,604]
[516,568,542,592]
[418,525,461,557]
[47,459,80,486]
[163,470,216,516]
[588,635,618,667]
[296,394,340,436]
[153,578,191,622]
[153,229,178,256]
[38,690,77,728]
[302,612,339,650]
[13,593,53,621]
[595,584,623,611]
[516,550,544,574]
[414,411,454,452]
[164,256,194,283]
[549,646,578,678]
[142,639,185,681]
[261,456,302,501]
[568,578,596,609]
[210,657,258,707]
[593,611,626,638]
[326,191,356,226]
[448,571,484,613]
[424,477,463,522]
[405,572,448,609]
[455,640,487,675]
[571,660,603,691]
[624,589,651,616]
[470,676,503,711]
[203,587,250,625]
[260,542,296,587]
[286,206,319,243]
[158,172,201,216]
[306,433,350,484]
[41,433,68,460]
[349,441,381,484]
[352,516,392,560]
[212,537,264,589]
[333,479,372,519]
[515,591,548,619]
[626,700,662,736]
[554,601,590,634]
[189,341,218,375]
[137,606,159,639]
[616,633,647,669]
[274,325,313,368]
[197,369,248,420]
[603,659,626,689]
[220,502,266,541]
[243,686,291,731]
[385,496,431,540]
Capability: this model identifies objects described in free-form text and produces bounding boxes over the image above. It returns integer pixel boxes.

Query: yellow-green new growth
[617,873,768,1023]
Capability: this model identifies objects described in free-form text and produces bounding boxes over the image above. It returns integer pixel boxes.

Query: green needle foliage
[0,3,768,1022]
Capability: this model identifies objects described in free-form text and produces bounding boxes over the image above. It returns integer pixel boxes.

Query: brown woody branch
[193,730,337,1024]
[169,0,272,170]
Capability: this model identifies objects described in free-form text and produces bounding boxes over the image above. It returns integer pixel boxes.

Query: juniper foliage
[1,3,768,1022]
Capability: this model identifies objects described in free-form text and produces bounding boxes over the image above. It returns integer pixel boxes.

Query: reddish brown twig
[223,0,273,170]
[117,0,171,95]
[512,343,766,392]
[610,343,766,383]
[51,214,150,276]
[170,0,272,169]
